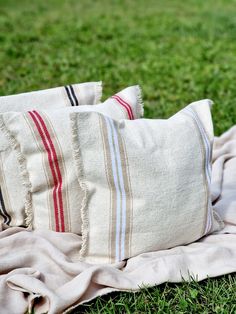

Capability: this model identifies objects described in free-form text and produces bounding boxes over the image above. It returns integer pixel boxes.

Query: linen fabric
[0,82,102,110]
[0,119,235,314]
[71,99,223,264]
[0,82,102,228]
[0,86,143,234]
[212,125,236,232]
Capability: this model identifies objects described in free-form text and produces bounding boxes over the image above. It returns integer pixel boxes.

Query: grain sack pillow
[0,85,143,234]
[70,99,224,264]
[0,82,102,110]
[0,81,102,227]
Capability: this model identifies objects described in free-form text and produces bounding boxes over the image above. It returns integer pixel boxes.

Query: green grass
[77,275,236,314]
[0,0,236,312]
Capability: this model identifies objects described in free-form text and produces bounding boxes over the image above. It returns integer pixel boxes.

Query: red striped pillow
[0,82,102,228]
[0,85,143,234]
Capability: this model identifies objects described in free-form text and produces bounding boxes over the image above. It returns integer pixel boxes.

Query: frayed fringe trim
[70,113,88,260]
[94,81,103,105]
[135,85,144,118]
[0,116,33,228]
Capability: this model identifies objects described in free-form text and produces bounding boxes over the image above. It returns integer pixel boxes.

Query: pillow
[0,81,102,228]
[70,99,224,264]
[0,85,143,234]
[0,82,102,109]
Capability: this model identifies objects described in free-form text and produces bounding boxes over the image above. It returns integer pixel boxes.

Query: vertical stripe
[42,112,70,231]
[188,108,212,234]
[109,119,127,261]
[69,85,79,106]
[28,111,60,231]
[111,95,134,120]
[100,115,133,262]
[99,116,117,263]
[28,111,66,232]
[183,108,212,234]
[33,111,66,232]
[118,135,133,259]
[25,115,55,230]
[65,86,75,106]
[104,116,122,262]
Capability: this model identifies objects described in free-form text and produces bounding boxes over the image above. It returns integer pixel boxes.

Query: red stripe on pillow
[111,95,134,120]
[28,111,65,232]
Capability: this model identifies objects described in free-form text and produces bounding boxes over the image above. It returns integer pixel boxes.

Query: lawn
[0,0,236,312]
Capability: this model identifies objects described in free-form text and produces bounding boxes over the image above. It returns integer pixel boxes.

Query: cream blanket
[0,127,236,314]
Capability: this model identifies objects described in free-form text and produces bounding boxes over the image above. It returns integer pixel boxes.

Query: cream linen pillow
[70,99,224,264]
[0,82,102,227]
[0,82,102,109]
[0,85,143,234]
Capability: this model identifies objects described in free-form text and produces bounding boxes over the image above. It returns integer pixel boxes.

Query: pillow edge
[0,114,33,229]
[70,112,88,260]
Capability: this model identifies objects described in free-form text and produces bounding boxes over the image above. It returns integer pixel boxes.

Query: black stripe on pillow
[0,188,11,225]
[65,86,75,106]
[69,85,79,106]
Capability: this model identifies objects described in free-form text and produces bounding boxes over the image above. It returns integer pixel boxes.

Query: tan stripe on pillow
[70,99,223,264]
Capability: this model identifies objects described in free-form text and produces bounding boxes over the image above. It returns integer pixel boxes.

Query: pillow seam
[0,116,33,228]
[70,112,88,260]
